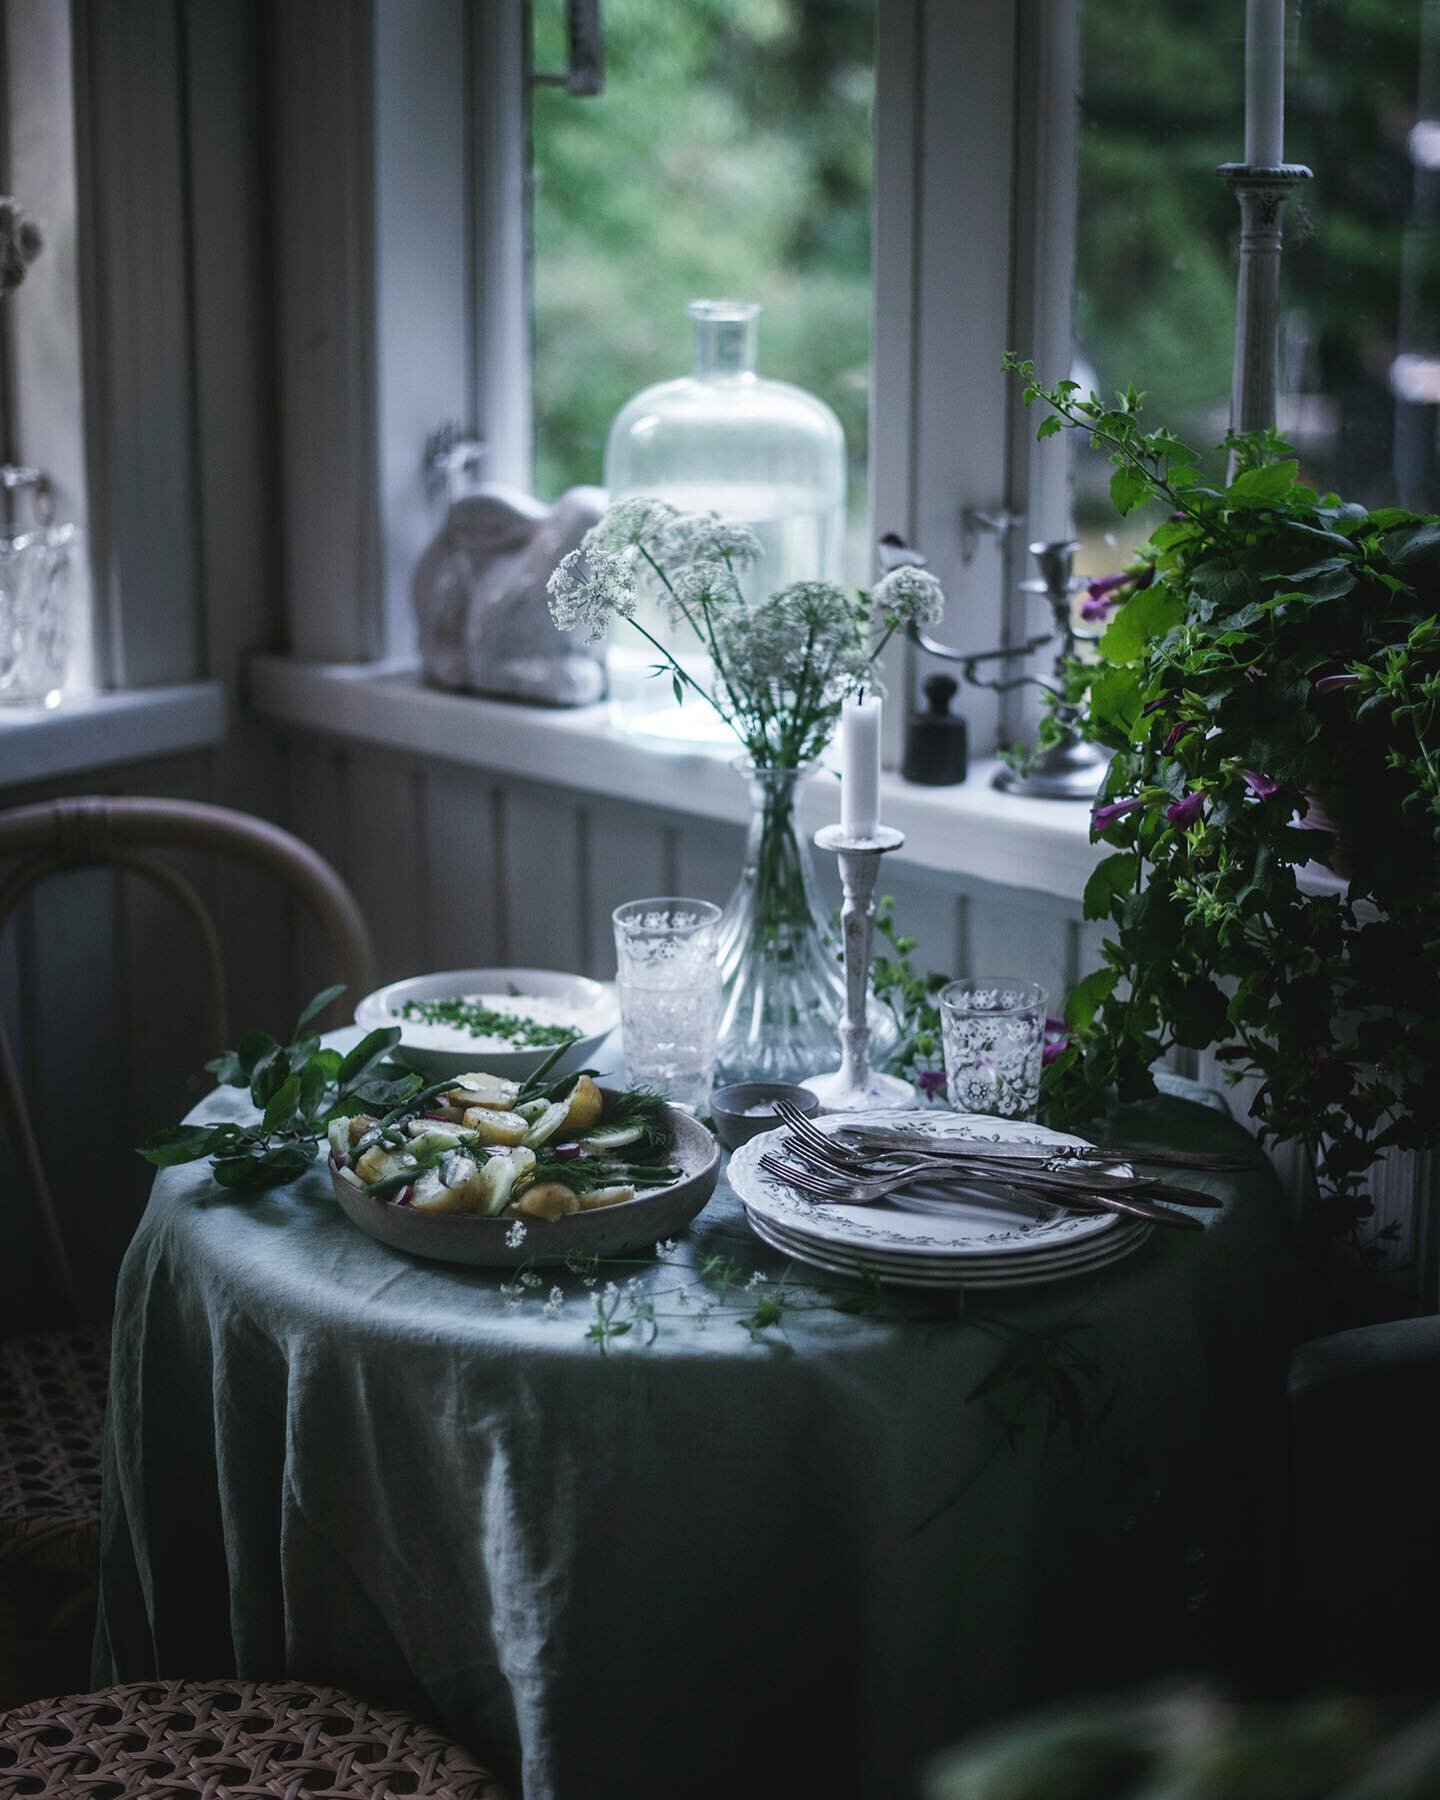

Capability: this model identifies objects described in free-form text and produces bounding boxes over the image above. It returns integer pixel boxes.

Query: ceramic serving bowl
[710,1081,820,1152]
[354,966,620,1083]
[329,1096,719,1268]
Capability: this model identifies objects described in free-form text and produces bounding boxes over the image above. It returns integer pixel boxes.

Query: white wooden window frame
[272,0,1081,760]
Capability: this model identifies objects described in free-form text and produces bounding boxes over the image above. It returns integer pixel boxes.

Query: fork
[773,1101,1223,1208]
[757,1151,1204,1231]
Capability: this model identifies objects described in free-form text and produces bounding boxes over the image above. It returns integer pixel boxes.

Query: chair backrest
[0,796,376,1316]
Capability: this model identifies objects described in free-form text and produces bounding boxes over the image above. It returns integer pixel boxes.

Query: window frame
[271,0,1082,761]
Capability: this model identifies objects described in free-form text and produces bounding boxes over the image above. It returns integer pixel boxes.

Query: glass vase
[715,760,895,1087]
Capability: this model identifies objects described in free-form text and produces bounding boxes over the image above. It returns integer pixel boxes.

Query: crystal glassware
[603,297,848,744]
[613,897,724,1109]
[714,760,895,1088]
[939,977,1048,1121]
[0,521,79,707]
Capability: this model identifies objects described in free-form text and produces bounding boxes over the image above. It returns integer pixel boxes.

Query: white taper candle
[1244,0,1285,167]
[840,694,882,839]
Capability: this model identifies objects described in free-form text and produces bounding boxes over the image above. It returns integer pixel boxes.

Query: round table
[96,1042,1296,1800]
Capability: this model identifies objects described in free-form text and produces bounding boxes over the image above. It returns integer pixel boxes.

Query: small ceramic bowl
[710,1081,820,1153]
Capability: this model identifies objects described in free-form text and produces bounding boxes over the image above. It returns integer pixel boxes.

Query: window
[529,0,874,557]
[1073,0,1436,577]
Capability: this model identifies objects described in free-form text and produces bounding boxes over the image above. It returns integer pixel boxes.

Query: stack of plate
[727,1111,1153,1291]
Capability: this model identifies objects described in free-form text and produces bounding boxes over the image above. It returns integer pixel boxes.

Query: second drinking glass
[613,898,723,1109]
[939,977,1048,1121]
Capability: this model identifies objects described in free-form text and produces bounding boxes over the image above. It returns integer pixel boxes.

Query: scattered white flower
[872,564,946,630]
[745,1270,769,1291]
[505,1220,527,1249]
[519,1268,542,1288]
[583,1276,597,1288]
[602,1281,620,1302]
[675,1286,690,1307]
[544,1286,565,1319]
[655,1238,678,1261]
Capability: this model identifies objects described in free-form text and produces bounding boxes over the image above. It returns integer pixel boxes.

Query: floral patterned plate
[729,1111,1130,1262]
[746,1207,1152,1290]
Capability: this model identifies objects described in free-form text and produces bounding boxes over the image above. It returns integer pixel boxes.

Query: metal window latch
[424,424,486,503]
[959,505,1024,565]
[531,0,604,97]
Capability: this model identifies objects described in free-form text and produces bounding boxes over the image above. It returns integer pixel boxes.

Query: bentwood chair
[0,797,375,1691]
[0,803,508,1800]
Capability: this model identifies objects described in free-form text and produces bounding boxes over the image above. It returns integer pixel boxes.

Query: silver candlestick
[1219,161,1312,441]
[802,824,918,1113]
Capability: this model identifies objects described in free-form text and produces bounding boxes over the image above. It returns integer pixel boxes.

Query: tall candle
[1244,0,1285,167]
[840,694,882,839]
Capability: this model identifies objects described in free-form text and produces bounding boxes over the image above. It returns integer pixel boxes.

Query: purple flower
[917,1068,946,1100]
[1161,721,1189,755]
[1314,672,1360,695]
[1042,1016,1070,1066]
[1242,768,1280,800]
[1167,789,1207,828]
[1080,563,1155,623]
[1080,571,1132,622]
[1141,696,1170,718]
[1091,795,1147,835]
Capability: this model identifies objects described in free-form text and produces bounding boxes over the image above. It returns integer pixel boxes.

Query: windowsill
[0,681,227,790]
[250,655,1105,900]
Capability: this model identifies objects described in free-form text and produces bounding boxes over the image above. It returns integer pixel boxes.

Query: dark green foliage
[1009,360,1440,1233]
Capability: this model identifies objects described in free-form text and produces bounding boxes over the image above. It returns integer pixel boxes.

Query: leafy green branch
[137,985,423,1191]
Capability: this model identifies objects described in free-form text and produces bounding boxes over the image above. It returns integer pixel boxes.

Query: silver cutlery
[834,1119,1250,1174]
[772,1101,1223,1209]
[757,1150,1203,1231]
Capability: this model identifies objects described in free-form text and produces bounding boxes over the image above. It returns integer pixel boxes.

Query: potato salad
[329,1065,676,1221]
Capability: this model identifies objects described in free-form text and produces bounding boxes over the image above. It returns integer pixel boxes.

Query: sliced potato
[445,1072,521,1110]
[517,1181,581,1220]
[561,1075,604,1135]
[327,1117,352,1164]
[462,1106,529,1146]
[347,1113,376,1143]
[336,1165,364,1189]
[577,1184,636,1210]
[355,1145,417,1185]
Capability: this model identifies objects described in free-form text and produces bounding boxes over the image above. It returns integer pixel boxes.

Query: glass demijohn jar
[603,298,847,743]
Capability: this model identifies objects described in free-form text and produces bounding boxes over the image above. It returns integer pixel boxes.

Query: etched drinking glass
[939,977,1048,1121]
[613,898,723,1109]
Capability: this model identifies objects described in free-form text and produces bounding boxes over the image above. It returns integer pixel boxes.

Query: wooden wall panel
[422,767,504,970]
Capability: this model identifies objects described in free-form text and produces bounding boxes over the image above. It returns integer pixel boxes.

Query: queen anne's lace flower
[872,565,946,629]
[659,512,763,569]
[504,1220,527,1249]
[591,496,682,552]
[547,541,639,642]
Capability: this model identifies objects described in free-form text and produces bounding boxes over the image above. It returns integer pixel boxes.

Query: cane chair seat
[0,1679,508,1799]
[0,1331,109,1577]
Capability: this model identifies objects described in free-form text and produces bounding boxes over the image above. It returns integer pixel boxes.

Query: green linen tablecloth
[95,1049,1295,1800]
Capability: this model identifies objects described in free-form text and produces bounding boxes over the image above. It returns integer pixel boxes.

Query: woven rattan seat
[0,1679,507,1799]
[0,1331,109,1577]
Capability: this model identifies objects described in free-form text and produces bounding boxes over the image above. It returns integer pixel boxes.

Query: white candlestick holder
[802,823,918,1113]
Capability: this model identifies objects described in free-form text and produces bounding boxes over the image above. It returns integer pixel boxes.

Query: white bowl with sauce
[354,967,620,1082]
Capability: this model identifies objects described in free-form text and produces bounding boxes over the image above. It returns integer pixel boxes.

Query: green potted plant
[1001,357,1440,1253]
